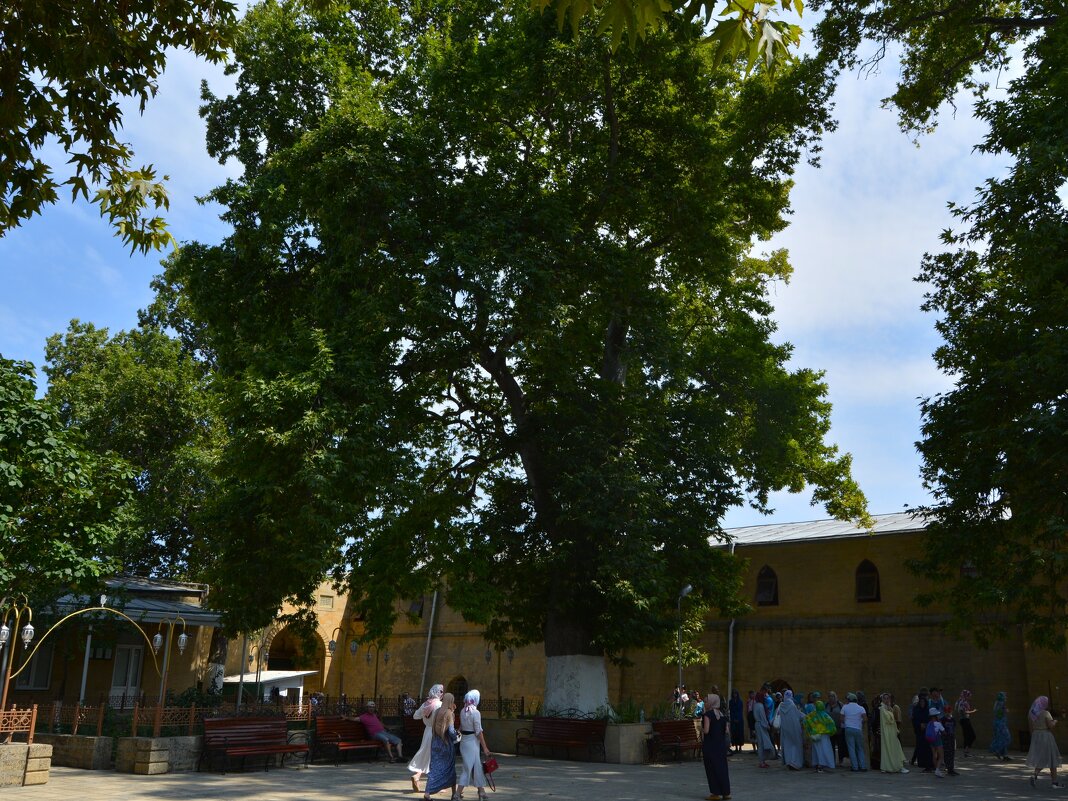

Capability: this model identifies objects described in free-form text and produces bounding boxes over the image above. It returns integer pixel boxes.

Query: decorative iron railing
[0,705,38,743]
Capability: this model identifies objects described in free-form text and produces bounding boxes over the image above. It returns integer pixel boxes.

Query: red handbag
[482,757,499,792]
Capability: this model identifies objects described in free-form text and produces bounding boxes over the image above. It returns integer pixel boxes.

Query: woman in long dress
[701,693,731,800]
[803,701,836,773]
[423,693,458,801]
[879,693,908,773]
[728,690,745,753]
[777,690,804,770]
[409,684,444,792]
[457,690,491,801]
[990,691,1012,761]
[753,691,776,768]
[1027,695,1062,787]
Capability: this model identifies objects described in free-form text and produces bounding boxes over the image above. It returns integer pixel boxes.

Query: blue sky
[0,36,1007,530]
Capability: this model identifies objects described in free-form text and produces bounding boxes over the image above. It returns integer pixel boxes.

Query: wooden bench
[199,716,309,773]
[402,714,427,754]
[312,715,384,765]
[515,716,607,761]
[649,719,701,762]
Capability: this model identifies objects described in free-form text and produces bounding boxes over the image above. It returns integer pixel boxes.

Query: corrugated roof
[223,670,317,684]
[722,510,927,546]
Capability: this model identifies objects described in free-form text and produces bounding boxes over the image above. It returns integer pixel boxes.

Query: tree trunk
[542,608,610,715]
[206,628,228,695]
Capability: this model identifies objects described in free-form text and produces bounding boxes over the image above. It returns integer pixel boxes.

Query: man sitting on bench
[357,702,405,762]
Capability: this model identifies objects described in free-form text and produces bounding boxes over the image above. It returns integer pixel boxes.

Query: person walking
[728,689,745,753]
[1027,695,1063,788]
[753,690,776,768]
[840,693,868,771]
[990,691,1012,761]
[955,689,977,758]
[942,704,959,775]
[701,693,732,801]
[777,690,804,770]
[803,701,837,773]
[409,684,444,792]
[879,693,909,774]
[424,693,458,801]
[457,690,491,801]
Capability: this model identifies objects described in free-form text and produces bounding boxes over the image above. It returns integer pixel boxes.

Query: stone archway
[265,624,328,694]
[447,675,469,701]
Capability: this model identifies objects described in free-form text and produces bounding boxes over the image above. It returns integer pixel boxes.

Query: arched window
[855,560,880,602]
[447,675,469,700]
[755,565,779,606]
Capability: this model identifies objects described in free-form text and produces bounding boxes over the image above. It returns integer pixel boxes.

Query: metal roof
[53,576,221,627]
[722,510,928,547]
[223,670,317,684]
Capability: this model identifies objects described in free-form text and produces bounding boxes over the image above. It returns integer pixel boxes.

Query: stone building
[239,511,1067,749]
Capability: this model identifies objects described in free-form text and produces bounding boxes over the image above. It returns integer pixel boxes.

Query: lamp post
[676,584,693,717]
[249,641,269,703]
[0,595,35,712]
[366,644,390,699]
[327,626,345,700]
[151,615,188,705]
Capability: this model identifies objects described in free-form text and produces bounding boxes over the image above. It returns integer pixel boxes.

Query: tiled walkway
[3,750,1053,800]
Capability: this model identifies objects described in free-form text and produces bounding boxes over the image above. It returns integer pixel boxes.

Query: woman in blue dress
[424,692,458,800]
[702,692,731,800]
[990,691,1012,760]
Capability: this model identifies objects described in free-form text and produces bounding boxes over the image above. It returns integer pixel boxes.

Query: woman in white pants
[409,684,444,792]
[457,689,491,801]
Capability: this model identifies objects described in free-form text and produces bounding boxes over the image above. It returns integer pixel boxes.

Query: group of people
[694,683,1063,791]
[406,684,494,801]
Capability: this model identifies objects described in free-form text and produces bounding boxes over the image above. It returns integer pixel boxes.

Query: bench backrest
[315,715,371,741]
[203,716,289,748]
[531,716,607,742]
[651,719,700,740]
[402,715,425,737]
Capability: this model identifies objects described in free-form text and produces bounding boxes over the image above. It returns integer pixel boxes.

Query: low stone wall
[481,719,653,764]
[34,734,112,770]
[115,735,201,775]
[0,743,53,787]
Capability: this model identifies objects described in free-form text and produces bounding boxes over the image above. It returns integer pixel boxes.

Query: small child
[927,708,946,777]
[942,705,958,775]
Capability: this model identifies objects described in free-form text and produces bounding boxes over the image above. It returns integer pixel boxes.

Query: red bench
[313,715,384,765]
[649,719,701,761]
[199,716,309,773]
[515,716,607,761]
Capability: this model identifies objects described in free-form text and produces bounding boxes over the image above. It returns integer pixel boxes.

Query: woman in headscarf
[701,692,731,800]
[457,690,491,801]
[728,689,745,754]
[1027,695,1062,787]
[777,690,804,770]
[423,692,458,801]
[753,690,776,768]
[910,689,933,769]
[955,689,977,758]
[990,691,1011,761]
[409,684,444,792]
[879,693,908,773]
[803,701,837,773]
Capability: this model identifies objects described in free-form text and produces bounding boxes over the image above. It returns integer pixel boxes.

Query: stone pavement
[2,749,1053,801]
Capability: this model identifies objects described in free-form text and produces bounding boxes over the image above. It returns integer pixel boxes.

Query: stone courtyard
[0,749,1051,801]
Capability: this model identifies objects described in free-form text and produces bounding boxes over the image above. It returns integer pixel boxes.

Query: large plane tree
[162,0,866,710]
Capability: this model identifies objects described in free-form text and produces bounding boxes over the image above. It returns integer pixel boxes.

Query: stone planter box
[116,735,201,775]
[481,719,653,764]
[33,734,112,770]
[0,743,52,787]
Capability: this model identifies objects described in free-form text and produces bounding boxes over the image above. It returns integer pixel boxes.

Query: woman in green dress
[879,693,908,773]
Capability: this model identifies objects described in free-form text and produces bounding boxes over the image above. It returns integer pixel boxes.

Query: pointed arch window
[855,560,881,602]
[755,565,779,606]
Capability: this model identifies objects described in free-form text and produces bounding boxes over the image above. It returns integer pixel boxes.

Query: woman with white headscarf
[409,684,444,792]
[777,690,804,770]
[457,689,491,801]
[1027,695,1062,788]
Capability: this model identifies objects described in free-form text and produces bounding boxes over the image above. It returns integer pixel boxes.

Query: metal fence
[0,705,38,744]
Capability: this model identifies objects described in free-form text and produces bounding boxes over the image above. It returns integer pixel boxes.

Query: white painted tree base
[544,654,612,716]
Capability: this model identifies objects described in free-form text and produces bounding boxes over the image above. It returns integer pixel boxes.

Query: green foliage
[532,0,803,71]
[911,23,1068,650]
[162,0,865,657]
[43,321,224,580]
[810,0,1061,133]
[0,358,131,599]
[0,0,237,251]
